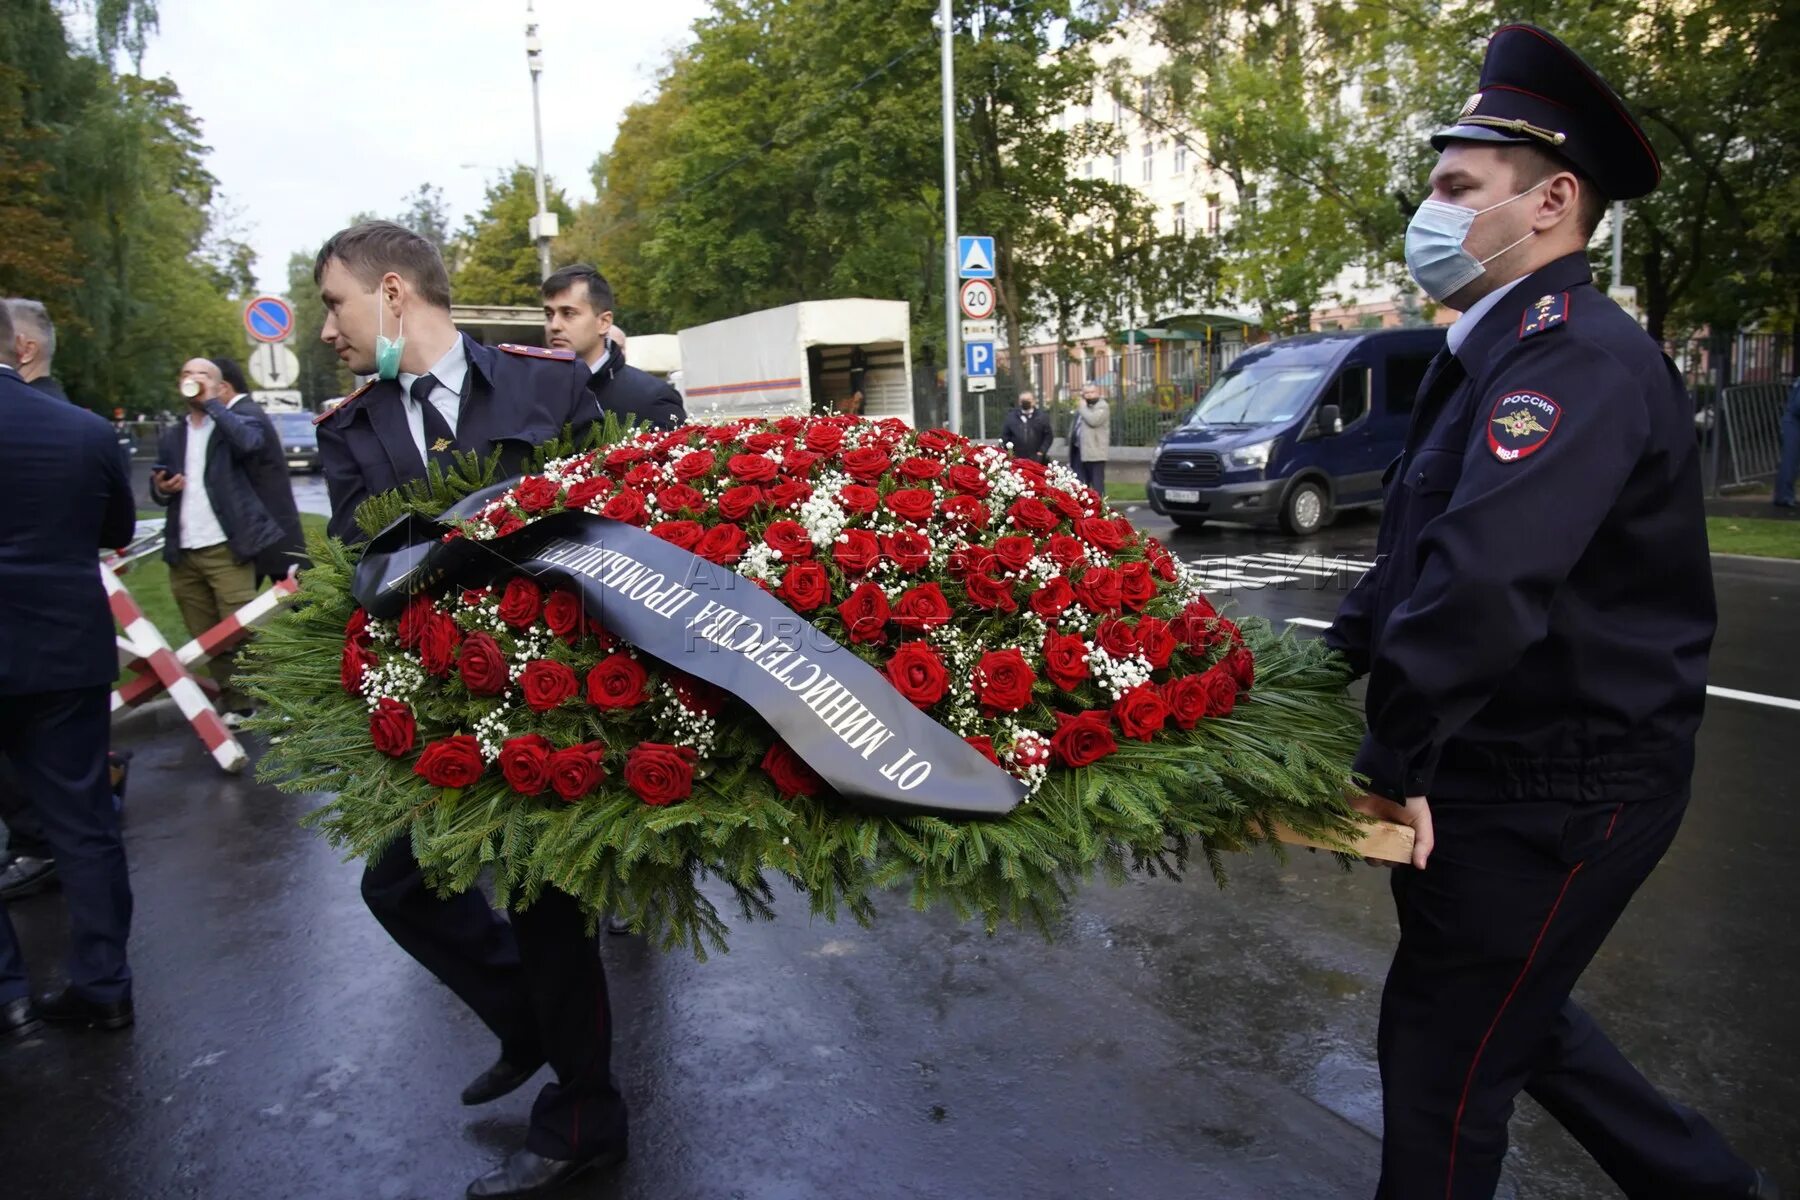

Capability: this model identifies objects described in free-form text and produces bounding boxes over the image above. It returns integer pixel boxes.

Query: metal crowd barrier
[1720,383,1793,487]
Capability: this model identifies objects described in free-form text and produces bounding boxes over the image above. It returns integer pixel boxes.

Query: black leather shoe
[461,1054,544,1106]
[35,987,133,1030]
[466,1146,626,1199]
[1,997,43,1039]
[0,854,58,901]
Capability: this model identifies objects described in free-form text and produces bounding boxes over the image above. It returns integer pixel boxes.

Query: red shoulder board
[498,343,576,361]
[1519,292,1570,339]
[314,380,375,425]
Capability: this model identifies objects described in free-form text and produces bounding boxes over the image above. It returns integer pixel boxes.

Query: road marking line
[1707,686,1800,712]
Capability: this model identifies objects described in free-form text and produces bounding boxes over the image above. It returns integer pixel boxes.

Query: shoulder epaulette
[1519,291,1571,340]
[314,379,376,425]
[498,343,576,361]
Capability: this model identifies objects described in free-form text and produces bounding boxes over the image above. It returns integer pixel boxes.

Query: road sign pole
[940,0,960,435]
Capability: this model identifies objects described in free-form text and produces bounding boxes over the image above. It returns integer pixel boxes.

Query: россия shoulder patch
[1487,390,1561,462]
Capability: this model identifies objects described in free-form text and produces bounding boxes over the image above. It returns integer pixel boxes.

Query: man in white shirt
[149,359,283,722]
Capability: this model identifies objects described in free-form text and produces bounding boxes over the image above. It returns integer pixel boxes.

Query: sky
[134,0,713,294]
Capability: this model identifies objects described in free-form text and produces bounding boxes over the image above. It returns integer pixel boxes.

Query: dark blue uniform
[1326,257,1756,1197]
[0,365,137,1009]
[318,336,626,1162]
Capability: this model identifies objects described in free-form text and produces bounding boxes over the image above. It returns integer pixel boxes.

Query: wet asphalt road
[4,495,1796,1199]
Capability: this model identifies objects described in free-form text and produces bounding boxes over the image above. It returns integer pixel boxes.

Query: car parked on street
[270,410,321,473]
[1146,327,1445,535]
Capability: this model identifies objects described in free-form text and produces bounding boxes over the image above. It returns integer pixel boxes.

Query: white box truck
[675,299,914,425]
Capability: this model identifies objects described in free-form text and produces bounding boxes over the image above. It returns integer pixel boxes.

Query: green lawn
[1706,516,1800,560]
[1105,481,1148,503]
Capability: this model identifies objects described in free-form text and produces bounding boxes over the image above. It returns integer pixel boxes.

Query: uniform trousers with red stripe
[1375,787,1755,1199]
[361,841,627,1159]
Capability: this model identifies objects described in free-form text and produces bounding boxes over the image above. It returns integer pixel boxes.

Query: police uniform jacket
[316,334,599,543]
[585,344,685,432]
[0,367,137,695]
[1325,251,1714,803]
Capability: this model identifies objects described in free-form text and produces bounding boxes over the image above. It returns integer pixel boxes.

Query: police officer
[1324,26,1777,1199]
[313,221,625,1198]
[540,263,684,431]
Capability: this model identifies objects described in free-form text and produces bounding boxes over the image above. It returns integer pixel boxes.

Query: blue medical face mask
[1404,179,1545,303]
[374,294,405,381]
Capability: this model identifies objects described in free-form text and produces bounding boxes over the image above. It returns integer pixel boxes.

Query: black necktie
[409,373,457,471]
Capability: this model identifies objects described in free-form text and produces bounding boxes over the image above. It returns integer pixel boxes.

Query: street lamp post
[525,1,556,281]
[939,0,960,434]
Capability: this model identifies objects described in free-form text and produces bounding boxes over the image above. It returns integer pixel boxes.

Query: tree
[396,183,453,258]
[286,249,351,406]
[451,166,576,306]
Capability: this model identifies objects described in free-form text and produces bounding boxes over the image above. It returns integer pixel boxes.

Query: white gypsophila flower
[472,708,512,762]
[1087,646,1153,701]
[738,542,781,585]
[360,656,427,708]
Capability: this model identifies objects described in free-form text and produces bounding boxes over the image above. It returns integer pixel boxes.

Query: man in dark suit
[4,297,70,404]
[0,302,138,1039]
[541,264,684,431]
[1000,389,1052,464]
[211,357,309,584]
[314,221,626,1199]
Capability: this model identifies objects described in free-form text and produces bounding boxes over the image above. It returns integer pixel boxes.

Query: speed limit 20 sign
[959,278,997,320]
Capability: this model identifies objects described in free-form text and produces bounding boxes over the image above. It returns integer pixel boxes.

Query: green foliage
[450,166,577,305]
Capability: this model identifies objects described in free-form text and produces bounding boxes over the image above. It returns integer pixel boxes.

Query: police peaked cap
[1431,24,1660,201]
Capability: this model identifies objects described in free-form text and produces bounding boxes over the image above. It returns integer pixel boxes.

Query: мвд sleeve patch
[1487,391,1561,462]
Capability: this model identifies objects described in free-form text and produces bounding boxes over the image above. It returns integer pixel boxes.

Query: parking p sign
[964,340,995,378]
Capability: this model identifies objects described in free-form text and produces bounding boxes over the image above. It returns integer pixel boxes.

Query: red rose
[520,659,580,713]
[964,734,1000,765]
[1042,632,1091,690]
[963,570,1017,613]
[1028,577,1075,619]
[1173,599,1222,649]
[1147,539,1178,582]
[1046,488,1087,522]
[1013,457,1048,481]
[837,581,891,644]
[669,670,726,715]
[916,429,955,453]
[419,611,462,677]
[782,449,822,476]
[549,741,608,801]
[499,734,555,795]
[973,648,1036,714]
[837,484,880,514]
[346,607,372,649]
[565,476,614,510]
[1043,534,1085,570]
[885,488,934,524]
[764,520,814,560]
[1200,665,1239,717]
[652,519,706,551]
[1007,497,1058,533]
[938,494,990,530]
[341,641,374,694]
[882,529,931,572]
[805,424,845,454]
[624,465,662,491]
[833,529,882,574]
[369,698,415,757]
[1112,683,1169,741]
[397,594,434,649]
[458,632,509,696]
[884,640,949,708]
[841,447,892,483]
[490,509,525,537]
[1076,515,1127,551]
[946,545,995,580]
[1094,617,1139,660]
[414,735,485,788]
[696,522,749,565]
[587,653,649,710]
[1136,617,1177,669]
[656,484,707,516]
[717,485,763,520]
[893,583,953,631]
[1226,646,1256,691]
[898,456,943,481]
[768,480,813,509]
[761,741,824,798]
[1217,617,1244,648]
[605,445,649,473]
[1074,566,1123,613]
[947,463,990,497]
[600,489,648,525]
[513,475,561,514]
[777,560,830,612]
[1119,561,1157,612]
[728,453,779,482]
[1051,710,1116,768]
[1161,675,1208,730]
[673,449,717,481]
[497,578,543,629]
[744,432,787,453]
[625,742,696,806]
[986,535,1030,572]
[543,589,586,640]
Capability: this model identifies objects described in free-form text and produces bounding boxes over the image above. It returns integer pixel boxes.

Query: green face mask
[374,295,405,381]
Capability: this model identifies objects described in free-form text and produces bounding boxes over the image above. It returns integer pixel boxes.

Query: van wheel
[1280,481,1330,535]
[1170,514,1208,532]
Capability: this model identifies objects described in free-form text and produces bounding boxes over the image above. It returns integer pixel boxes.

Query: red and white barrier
[113,575,300,711]
[102,562,247,774]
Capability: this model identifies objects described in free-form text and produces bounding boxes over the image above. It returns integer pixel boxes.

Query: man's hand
[152,470,185,494]
[1350,791,1435,869]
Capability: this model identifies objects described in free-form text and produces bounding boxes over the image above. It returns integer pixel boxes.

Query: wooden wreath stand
[1271,819,1416,866]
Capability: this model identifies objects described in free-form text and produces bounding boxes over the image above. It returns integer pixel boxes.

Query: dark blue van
[1146,327,1445,535]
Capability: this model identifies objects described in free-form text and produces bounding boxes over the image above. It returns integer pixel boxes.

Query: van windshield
[1184,365,1326,427]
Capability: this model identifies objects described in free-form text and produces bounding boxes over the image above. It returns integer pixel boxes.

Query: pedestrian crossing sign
[957,235,995,279]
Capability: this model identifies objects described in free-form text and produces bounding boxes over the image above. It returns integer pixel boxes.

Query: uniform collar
[1450,251,1593,367]
[399,337,469,400]
[1446,277,1527,354]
